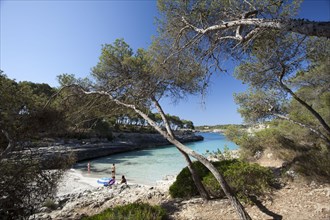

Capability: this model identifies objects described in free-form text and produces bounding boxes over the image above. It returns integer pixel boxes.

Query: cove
[74,132,238,185]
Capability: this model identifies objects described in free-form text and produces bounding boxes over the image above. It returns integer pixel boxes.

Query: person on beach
[87,161,91,173]
[111,163,116,179]
[120,175,127,184]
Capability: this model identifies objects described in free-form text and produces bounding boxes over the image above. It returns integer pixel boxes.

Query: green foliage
[169,161,209,198]
[0,154,73,218]
[293,149,330,183]
[234,35,329,144]
[169,160,274,203]
[195,124,247,131]
[0,73,75,219]
[218,161,274,203]
[157,0,304,80]
[43,198,58,210]
[93,119,113,140]
[226,120,330,181]
[224,125,263,159]
[82,203,167,220]
[204,146,233,161]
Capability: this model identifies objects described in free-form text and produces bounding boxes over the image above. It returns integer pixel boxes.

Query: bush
[170,160,274,203]
[221,161,274,203]
[43,198,57,210]
[293,148,330,183]
[93,120,113,140]
[169,161,209,198]
[0,156,72,218]
[82,203,167,220]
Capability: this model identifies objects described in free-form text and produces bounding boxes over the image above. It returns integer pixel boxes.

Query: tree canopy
[156,0,329,147]
[157,0,329,75]
[0,72,74,218]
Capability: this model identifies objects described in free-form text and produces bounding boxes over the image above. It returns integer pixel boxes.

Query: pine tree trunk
[152,98,210,199]
[177,148,210,200]
[168,137,252,220]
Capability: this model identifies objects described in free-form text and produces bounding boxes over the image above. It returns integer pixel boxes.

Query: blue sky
[1,0,329,126]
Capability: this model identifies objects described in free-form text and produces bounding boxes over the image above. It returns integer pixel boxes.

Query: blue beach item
[97,177,112,185]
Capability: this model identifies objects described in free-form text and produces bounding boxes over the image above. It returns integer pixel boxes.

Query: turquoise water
[74,132,238,185]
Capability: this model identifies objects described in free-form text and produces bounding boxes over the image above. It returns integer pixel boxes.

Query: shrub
[293,148,330,183]
[223,161,274,203]
[93,120,113,140]
[169,161,209,198]
[170,160,275,203]
[43,198,57,210]
[82,203,167,220]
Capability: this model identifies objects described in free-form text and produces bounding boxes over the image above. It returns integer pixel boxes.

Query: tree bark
[177,147,211,200]
[273,113,330,146]
[152,97,210,200]
[278,71,330,137]
[168,138,252,220]
[182,17,330,38]
[0,130,14,161]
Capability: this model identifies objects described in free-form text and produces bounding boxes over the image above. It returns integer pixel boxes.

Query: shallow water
[74,132,238,185]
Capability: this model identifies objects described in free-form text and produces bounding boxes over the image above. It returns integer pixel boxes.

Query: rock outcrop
[31,181,173,219]
[29,132,203,163]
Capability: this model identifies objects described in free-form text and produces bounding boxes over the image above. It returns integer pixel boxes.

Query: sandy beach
[56,169,101,197]
[56,169,174,197]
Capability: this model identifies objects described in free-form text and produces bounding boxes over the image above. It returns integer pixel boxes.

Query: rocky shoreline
[32,132,203,163]
[31,168,330,220]
[31,169,175,219]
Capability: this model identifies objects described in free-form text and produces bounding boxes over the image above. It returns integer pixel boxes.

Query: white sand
[56,169,101,197]
[56,169,175,197]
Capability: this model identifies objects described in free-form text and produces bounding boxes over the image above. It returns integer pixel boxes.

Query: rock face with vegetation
[30,131,203,162]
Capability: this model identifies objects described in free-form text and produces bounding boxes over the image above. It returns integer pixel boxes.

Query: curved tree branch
[182,17,330,38]
[152,97,210,200]
[272,113,330,146]
[278,67,330,136]
[0,130,14,160]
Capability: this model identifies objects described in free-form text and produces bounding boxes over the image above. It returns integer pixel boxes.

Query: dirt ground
[166,181,330,220]
[166,152,330,220]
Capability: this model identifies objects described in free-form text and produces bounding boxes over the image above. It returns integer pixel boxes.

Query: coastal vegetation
[0,73,75,218]
[170,160,274,204]
[224,35,330,181]
[195,124,247,132]
[82,203,167,220]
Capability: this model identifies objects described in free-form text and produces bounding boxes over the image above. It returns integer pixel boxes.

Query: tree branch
[272,113,330,146]
[0,130,15,160]
[182,17,330,38]
[278,66,330,136]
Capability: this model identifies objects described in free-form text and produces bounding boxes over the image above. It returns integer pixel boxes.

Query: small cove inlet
[74,132,238,185]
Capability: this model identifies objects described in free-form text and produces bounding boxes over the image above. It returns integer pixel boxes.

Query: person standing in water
[111,163,116,179]
[87,161,91,173]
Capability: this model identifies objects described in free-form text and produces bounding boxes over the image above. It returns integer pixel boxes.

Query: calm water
[74,132,238,185]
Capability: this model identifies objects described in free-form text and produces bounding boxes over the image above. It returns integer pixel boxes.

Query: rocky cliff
[34,132,203,163]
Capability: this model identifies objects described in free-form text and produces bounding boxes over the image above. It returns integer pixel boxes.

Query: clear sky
[1,0,329,126]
